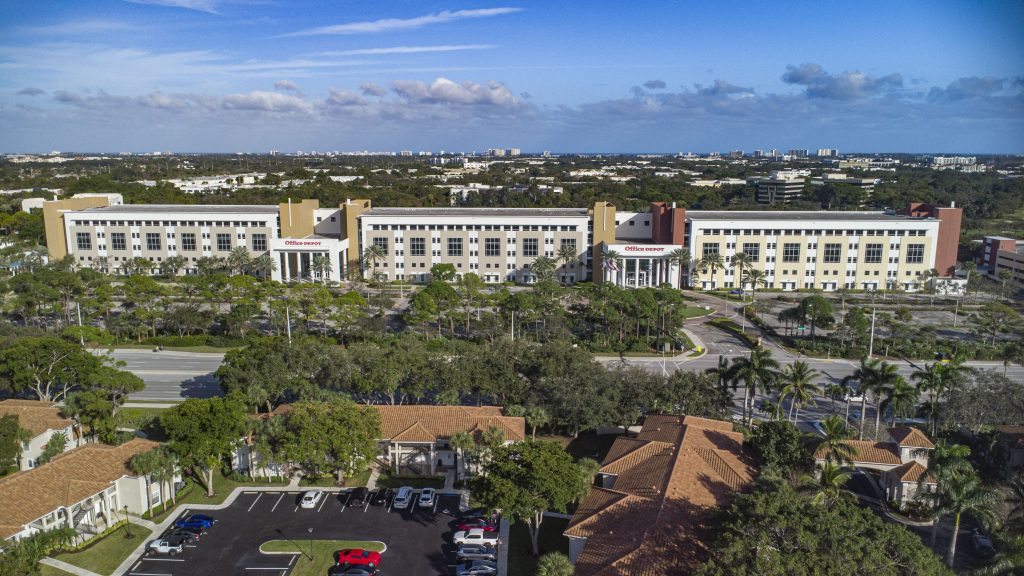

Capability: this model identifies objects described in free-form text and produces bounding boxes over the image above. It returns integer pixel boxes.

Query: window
[76,232,92,251]
[409,237,425,256]
[251,234,267,252]
[447,237,463,257]
[782,243,800,263]
[906,243,925,264]
[560,238,577,252]
[485,238,501,257]
[865,243,883,264]
[181,233,197,251]
[522,238,539,257]
[111,232,126,251]
[823,243,842,263]
[373,237,388,251]
[146,233,161,251]
[216,233,231,251]
[742,243,760,262]
[702,243,719,258]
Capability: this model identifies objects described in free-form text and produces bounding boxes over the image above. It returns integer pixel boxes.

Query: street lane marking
[247,493,262,512]
[317,495,327,513]
[289,556,296,566]
[270,493,284,512]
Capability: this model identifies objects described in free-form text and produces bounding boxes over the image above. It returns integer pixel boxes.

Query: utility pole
[510,310,515,341]
[868,306,877,357]
[76,302,84,346]
[285,306,292,344]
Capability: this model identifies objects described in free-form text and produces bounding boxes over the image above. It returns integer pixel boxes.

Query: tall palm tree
[742,268,768,320]
[362,244,386,282]
[843,357,897,440]
[824,383,846,415]
[666,248,691,288]
[602,249,622,285]
[817,415,858,465]
[730,251,752,290]
[881,376,919,427]
[250,253,278,280]
[924,440,973,548]
[129,451,159,518]
[976,533,1024,575]
[1004,472,1024,532]
[730,347,780,425]
[869,360,901,438]
[311,254,332,285]
[809,461,852,506]
[556,244,580,280]
[531,256,557,283]
[705,355,734,397]
[449,431,476,480]
[697,252,725,290]
[227,246,251,275]
[151,447,178,511]
[779,360,819,423]
[932,470,996,567]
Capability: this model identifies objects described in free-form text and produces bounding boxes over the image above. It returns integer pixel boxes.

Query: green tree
[130,449,160,517]
[472,441,588,556]
[797,295,834,339]
[808,461,852,506]
[277,399,380,483]
[749,420,813,476]
[216,336,335,412]
[816,415,858,465]
[0,415,30,473]
[932,470,996,567]
[697,251,725,289]
[536,551,574,576]
[457,272,486,334]
[161,396,248,497]
[531,256,557,284]
[363,244,387,281]
[778,361,819,423]
[430,262,456,282]
[37,431,68,465]
[730,347,780,425]
[972,303,1022,345]
[250,253,278,279]
[881,376,919,426]
[310,253,332,285]
[0,337,101,402]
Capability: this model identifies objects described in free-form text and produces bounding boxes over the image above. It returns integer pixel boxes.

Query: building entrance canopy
[270,236,347,283]
[605,243,681,288]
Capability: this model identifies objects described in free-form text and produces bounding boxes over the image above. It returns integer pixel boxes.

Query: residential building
[816,148,839,157]
[812,173,881,199]
[930,156,976,167]
[0,439,175,543]
[0,400,79,471]
[755,170,807,204]
[564,415,755,575]
[981,236,1024,287]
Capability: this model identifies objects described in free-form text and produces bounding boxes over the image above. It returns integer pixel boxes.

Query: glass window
[823,243,842,263]
[447,237,463,257]
[742,243,760,262]
[373,237,388,251]
[702,243,719,258]
[181,233,197,251]
[111,232,126,251]
[782,243,800,263]
[865,243,883,263]
[906,243,925,264]
[76,232,92,251]
[560,238,577,251]
[251,234,267,252]
[485,238,501,257]
[146,233,161,251]
[409,237,425,256]
[522,238,539,257]
[217,233,231,251]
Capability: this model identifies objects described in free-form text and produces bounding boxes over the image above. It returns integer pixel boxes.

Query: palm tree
[250,253,278,280]
[843,357,898,440]
[809,461,852,506]
[556,244,580,281]
[824,383,846,415]
[817,415,858,465]
[730,347,780,425]
[778,361,819,423]
[93,256,109,274]
[129,451,159,518]
[704,355,734,397]
[602,249,622,285]
[881,376,919,427]
[362,244,386,282]
[923,440,973,548]
[151,446,178,511]
[666,248,691,288]
[531,256,557,283]
[977,533,1024,575]
[524,406,550,440]
[869,360,901,438]
[730,251,752,290]
[162,255,187,277]
[449,431,476,480]
[742,268,768,320]
[227,246,251,275]
[311,254,332,285]
[933,470,996,567]
[697,252,725,290]
[1004,472,1024,532]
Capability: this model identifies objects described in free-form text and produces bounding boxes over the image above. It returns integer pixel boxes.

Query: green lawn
[374,473,444,489]
[38,565,74,576]
[297,467,372,488]
[49,525,152,575]
[260,539,385,576]
[143,472,287,522]
[679,306,712,319]
[506,517,570,576]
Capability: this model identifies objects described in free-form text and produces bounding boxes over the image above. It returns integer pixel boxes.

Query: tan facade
[43,197,113,260]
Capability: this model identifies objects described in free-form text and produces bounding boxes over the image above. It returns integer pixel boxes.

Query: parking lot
[125,489,467,576]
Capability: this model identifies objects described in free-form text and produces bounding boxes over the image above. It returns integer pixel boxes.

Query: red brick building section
[649,202,686,246]
[905,202,963,276]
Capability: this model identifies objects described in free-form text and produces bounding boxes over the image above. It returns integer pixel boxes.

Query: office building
[816,148,839,157]
[755,170,807,204]
[788,149,809,158]
[981,235,1024,287]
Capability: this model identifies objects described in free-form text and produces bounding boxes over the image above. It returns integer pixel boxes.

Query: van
[393,486,414,509]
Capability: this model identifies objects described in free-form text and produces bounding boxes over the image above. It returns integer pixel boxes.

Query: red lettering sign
[622,246,667,253]
[284,240,323,247]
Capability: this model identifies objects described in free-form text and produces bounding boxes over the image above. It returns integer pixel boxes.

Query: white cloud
[274,80,300,92]
[220,91,314,113]
[390,77,519,107]
[319,44,495,57]
[19,19,141,35]
[124,0,219,14]
[283,8,521,37]
[359,82,387,97]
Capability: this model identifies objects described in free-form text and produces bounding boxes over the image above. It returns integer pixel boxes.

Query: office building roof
[363,207,588,218]
[687,210,934,222]
[73,204,277,214]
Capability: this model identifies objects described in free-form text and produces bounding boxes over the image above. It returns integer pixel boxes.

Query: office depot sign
[623,245,667,253]
[284,240,324,247]
[610,244,677,256]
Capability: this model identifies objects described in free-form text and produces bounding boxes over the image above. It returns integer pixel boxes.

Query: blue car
[175,514,216,529]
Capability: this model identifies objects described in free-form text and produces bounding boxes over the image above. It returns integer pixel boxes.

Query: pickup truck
[452,528,500,547]
[147,538,185,556]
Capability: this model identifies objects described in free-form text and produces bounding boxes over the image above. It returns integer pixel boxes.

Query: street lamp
[122,506,132,538]
[307,528,314,561]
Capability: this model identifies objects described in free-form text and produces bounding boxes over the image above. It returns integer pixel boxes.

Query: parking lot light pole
[308,528,313,561]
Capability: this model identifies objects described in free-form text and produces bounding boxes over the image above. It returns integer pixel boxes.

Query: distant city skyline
[1,0,1022,153]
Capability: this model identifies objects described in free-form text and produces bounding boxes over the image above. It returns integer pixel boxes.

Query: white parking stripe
[247,493,262,512]
[130,572,172,576]
[245,568,291,571]
[364,499,370,513]
[433,498,439,514]
[132,561,142,571]
[293,504,299,512]
[288,556,296,566]
[270,493,284,512]
[317,495,327,513]
[139,558,185,562]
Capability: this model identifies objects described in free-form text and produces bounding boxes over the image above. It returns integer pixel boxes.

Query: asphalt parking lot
[124,489,466,576]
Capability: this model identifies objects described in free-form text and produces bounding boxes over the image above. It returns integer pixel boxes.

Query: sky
[1,0,1023,153]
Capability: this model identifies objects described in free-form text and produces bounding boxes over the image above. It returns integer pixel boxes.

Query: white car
[392,486,414,509]
[418,488,436,508]
[845,389,864,402]
[453,528,500,547]
[300,490,323,509]
[146,539,184,556]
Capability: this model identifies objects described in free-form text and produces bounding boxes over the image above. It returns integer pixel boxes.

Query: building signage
[284,240,324,247]
[623,246,668,253]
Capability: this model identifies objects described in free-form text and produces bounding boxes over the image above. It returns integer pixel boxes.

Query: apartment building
[981,235,1024,288]
[0,400,80,471]
[44,196,961,293]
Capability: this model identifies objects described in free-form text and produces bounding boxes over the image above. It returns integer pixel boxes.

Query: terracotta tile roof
[997,426,1024,448]
[373,405,525,443]
[888,426,935,449]
[0,439,158,539]
[566,415,756,576]
[886,461,936,484]
[814,440,902,466]
[0,400,74,437]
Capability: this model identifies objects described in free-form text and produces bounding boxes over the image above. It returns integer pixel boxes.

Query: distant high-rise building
[816,148,839,157]
[542,151,552,157]
[753,150,765,158]
[509,148,521,156]
[487,148,507,157]
[768,148,779,157]
[399,150,413,157]
[788,149,809,158]
[729,150,744,158]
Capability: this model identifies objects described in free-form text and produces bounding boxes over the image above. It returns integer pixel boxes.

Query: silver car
[455,560,497,575]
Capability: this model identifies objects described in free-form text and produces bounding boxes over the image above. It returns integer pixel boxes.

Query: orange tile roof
[0,400,74,437]
[886,461,936,484]
[373,405,525,443]
[997,426,1024,447]
[0,439,159,539]
[888,426,935,449]
[814,440,902,466]
[566,415,755,576]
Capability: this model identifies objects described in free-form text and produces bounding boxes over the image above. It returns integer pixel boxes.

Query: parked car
[453,529,500,547]
[418,487,436,508]
[335,548,382,567]
[146,539,184,556]
[167,528,201,542]
[460,508,488,520]
[370,488,391,506]
[845,388,864,402]
[174,514,216,529]
[455,543,497,561]
[456,560,498,575]
[456,519,498,532]
[328,568,377,576]
[300,490,323,509]
[971,529,996,558]
[729,289,744,296]
[393,486,414,509]
[348,487,369,507]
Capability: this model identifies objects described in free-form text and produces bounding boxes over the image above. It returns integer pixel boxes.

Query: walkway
[39,558,104,576]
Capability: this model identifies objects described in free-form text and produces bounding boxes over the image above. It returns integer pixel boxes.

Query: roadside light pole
[868,306,877,358]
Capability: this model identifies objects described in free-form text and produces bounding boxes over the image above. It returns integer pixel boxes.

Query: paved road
[112,349,224,401]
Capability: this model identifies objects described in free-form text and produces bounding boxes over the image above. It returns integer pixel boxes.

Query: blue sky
[1,0,1022,153]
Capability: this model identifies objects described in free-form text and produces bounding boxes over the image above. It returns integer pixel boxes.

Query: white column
[283,252,291,281]
[634,259,640,288]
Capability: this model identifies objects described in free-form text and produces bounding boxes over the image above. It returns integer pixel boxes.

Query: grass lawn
[38,565,74,576]
[505,517,570,576]
[374,472,444,489]
[297,467,372,488]
[679,306,712,319]
[144,472,287,522]
[50,525,153,575]
[260,539,385,576]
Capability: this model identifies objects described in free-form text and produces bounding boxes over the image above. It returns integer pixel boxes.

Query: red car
[456,519,498,532]
[335,549,382,567]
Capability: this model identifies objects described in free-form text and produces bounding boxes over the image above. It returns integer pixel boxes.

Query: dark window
[111,232,126,251]
[560,238,577,251]
[485,238,501,257]
[146,233,161,251]
[373,237,388,251]
[522,238,539,257]
[742,243,760,262]
[181,233,197,251]
[702,243,719,258]
[217,233,231,251]
[865,243,883,264]
[251,234,267,252]
[409,237,425,256]
[447,237,463,257]
[76,232,92,251]
[782,243,800,263]
[906,243,925,264]
[823,243,842,263]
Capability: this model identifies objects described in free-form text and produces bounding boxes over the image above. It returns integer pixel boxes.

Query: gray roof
[363,207,589,218]
[75,204,278,214]
[686,210,934,222]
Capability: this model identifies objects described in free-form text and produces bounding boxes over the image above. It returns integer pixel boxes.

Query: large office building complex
[42,196,961,292]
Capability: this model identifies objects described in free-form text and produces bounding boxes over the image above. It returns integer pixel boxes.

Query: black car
[971,528,996,558]
[328,567,378,576]
[349,487,369,506]
[168,526,204,540]
[460,508,488,520]
[162,533,192,547]
[370,488,391,506]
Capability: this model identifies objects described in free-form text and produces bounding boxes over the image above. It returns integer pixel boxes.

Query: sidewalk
[39,558,104,576]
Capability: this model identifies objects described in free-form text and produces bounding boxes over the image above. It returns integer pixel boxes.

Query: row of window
[701,242,926,264]
[72,220,271,228]
[77,232,267,252]
[366,224,581,232]
[700,228,928,237]
[374,237,576,258]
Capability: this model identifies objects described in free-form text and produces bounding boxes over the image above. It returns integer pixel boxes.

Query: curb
[259,539,388,554]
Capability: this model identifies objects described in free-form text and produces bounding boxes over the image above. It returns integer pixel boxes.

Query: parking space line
[293,503,299,512]
[387,498,394,514]
[270,493,284,512]
[132,560,142,571]
[364,499,370,513]
[434,498,439,514]
[247,493,262,512]
[288,556,296,567]
[317,495,327,513]
[139,558,185,562]
[245,568,291,571]
[129,572,172,576]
